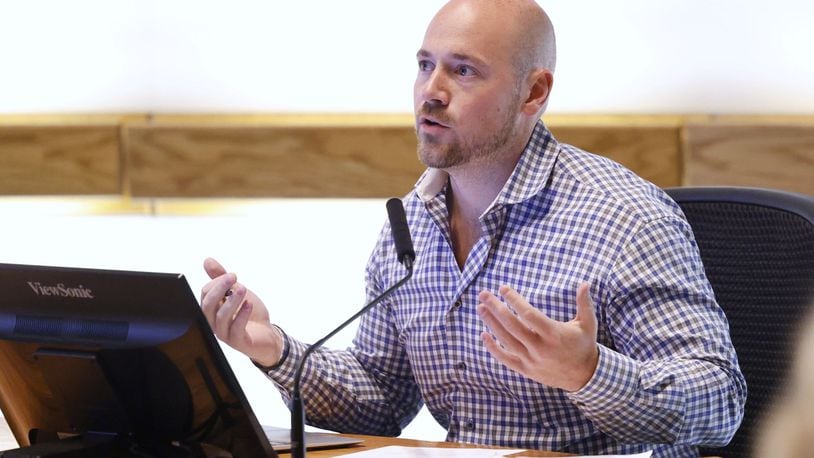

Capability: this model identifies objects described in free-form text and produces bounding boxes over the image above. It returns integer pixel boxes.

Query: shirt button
[452,300,462,310]
[463,420,475,431]
[455,361,467,371]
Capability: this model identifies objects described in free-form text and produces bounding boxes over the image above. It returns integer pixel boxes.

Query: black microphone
[290,198,415,458]
[386,198,416,268]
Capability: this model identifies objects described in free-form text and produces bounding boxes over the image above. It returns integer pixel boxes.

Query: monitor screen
[0,263,276,457]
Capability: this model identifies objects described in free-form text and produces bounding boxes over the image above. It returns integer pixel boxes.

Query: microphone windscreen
[386,198,416,265]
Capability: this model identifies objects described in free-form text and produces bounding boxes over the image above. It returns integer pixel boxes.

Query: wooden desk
[0,416,566,457]
[277,434,570,457]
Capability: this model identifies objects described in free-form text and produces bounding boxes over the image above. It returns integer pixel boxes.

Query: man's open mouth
[420,116,449,128]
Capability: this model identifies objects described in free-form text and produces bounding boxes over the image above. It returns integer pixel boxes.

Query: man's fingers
[498,285,555,334]
[200,277,222,299]
[229,300,253,342]
[214,283,246,338]
[202,273,236,327]
[477,291,533,353]
[204,257,227,280]
[480,331,522,372]
[575,282,597,332]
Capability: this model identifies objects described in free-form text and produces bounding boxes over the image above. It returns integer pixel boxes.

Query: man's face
[413,3,525,170]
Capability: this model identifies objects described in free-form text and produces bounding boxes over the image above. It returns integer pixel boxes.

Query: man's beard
[416,93,521,170]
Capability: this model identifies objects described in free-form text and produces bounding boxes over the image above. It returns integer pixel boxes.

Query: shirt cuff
[252,324,290,372]
[255,328,308,392]
[566,344,641,417]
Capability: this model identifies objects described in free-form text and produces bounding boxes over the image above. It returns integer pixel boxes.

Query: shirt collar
[415,121,559,207]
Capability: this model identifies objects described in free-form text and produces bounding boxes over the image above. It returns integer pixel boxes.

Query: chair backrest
[665,186,814,458]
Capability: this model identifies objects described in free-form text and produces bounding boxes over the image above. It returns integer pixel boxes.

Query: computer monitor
[0,262,277,457]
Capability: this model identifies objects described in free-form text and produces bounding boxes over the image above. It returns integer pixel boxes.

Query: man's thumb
[204,257,227,279]
[575,282,596,330]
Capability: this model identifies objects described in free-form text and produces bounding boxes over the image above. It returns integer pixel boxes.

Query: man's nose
[421,70,450,106]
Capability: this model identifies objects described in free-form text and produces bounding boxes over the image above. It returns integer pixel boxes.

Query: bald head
[414,0,557,145]
[432,0,556,77]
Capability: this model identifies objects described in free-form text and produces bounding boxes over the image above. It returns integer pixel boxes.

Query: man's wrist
[567,343,600,392]
[252,324,290,371]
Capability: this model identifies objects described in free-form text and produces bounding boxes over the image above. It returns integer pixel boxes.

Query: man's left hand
[477,282,599,392]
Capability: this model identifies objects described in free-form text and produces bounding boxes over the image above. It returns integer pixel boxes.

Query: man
[756,308,814,457]
[201,0,746,456]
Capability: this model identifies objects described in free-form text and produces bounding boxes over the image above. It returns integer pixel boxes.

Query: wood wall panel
[549,123,682,188]
[1,115,812,198]
[126,118,682,197]
[684,123,814,195]
[126,124,424,197]
[0,125,120,195]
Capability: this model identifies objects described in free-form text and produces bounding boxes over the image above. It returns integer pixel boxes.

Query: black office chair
[665,186,814,458]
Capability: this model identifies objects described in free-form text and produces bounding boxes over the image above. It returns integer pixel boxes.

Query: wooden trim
[0,124,121,195]
[1,115,812,198]
[124,114,685,197]
[125,123,424,198]
[683,122,814,195]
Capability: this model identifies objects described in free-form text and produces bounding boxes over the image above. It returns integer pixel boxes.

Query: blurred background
[1,0,813,443]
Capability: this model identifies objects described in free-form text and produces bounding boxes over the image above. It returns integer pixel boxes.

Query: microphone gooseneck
[290,198,415,458]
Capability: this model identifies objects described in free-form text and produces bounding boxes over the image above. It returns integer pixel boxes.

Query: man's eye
[456,65,475,76]
[418,60,433,71]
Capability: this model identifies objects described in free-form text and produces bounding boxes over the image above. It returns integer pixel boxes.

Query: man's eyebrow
[450,53,486,67]
[416,50,487,68]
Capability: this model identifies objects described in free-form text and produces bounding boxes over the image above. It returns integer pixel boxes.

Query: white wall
[1,0,812,114]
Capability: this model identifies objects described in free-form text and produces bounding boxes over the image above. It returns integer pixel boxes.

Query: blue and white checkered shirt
[266,122,746,457]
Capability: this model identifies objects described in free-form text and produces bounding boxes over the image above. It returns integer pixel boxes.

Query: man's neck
[446,125,532,222]
[446,164,512,223]
[433,120,536,269]
[444,136,527,270]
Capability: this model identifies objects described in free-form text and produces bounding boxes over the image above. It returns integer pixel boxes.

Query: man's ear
[521,69,554,116]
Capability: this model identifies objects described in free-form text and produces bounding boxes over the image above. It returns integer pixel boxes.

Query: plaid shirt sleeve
[568,216,746,446]
[260,232,424,436]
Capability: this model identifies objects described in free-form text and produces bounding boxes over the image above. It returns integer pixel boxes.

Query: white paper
[565,453,652,458]
[340,446,523,457]
[340,445,652,458]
